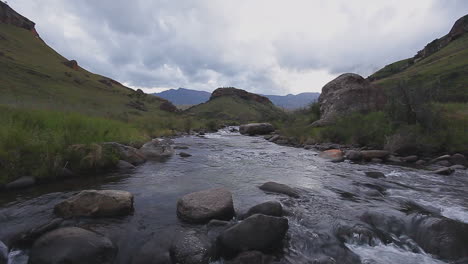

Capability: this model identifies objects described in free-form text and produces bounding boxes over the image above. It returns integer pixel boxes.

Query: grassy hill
[187,87,286,123]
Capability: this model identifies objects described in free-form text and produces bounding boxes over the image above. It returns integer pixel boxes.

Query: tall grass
[0,106,148,184]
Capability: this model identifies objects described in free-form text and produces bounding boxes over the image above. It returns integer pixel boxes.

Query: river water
[1,128,467,264]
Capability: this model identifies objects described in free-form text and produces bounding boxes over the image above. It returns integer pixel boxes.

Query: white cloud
[8,0,468,94]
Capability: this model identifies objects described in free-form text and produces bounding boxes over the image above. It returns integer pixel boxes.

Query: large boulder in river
[140,139,175,159]
[102,142,146,165]
[54,190,134,218]
[239,123,274,136]
[177,188,235,224]
[170,230,214,264]
[242,201,283,219]
[312,73,385,127]
[259,182,300,198]
[319,149,345,162]
[361,150,389,161]
[219,214,288,254]
[29,227,116,264]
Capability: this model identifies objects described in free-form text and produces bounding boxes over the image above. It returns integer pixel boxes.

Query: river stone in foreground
[29,227,116,264]
[140,139,175,159]
[177,188,235,224]
[170,231,214,264]
[259,182,300,198]
[243,201,283,219]
[54,190,134,218]
[239,123,274,136]
[219,214,288,253]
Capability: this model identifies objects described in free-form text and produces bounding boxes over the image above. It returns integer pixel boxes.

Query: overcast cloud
[8,0,468,94]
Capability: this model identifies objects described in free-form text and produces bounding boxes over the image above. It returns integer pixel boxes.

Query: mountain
[154,88,319,109]
[187,87,286,122]
[0,2,176,119]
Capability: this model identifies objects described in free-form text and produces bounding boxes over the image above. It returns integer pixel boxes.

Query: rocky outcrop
[177,188,235,224]
[219,214,288,253]
[259,182,300,198]
[54,190,134,218]
[312,73,385,126]
[140,139,175,159]
[0,2,37,35]
[210,87,272,104]
[239,123,274,136]
[29,227,116,264]
[63,60,79,70]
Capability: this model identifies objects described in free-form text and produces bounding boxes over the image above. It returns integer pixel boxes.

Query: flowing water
[1,128,467,264]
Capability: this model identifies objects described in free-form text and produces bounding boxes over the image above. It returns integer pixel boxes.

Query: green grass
[187,96,286,123]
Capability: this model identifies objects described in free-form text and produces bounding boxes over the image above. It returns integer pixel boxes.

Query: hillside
[369,14,468,102]
[187,87,286,122]
[266,92,320,109]
[0,2,176,120]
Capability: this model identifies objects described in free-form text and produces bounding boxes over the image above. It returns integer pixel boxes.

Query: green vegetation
[187,96,286,123]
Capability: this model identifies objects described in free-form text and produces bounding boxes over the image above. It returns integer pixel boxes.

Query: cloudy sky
[9,0,468,95]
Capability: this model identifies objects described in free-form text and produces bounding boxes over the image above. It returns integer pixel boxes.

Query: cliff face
[210,87,273,105]
[0,2,39,37]
[312,74,386,126]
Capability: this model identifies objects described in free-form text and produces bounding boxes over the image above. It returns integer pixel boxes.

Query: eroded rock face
[312,73,385,126]
[177,188,235,224]
[239,123,275,136]
[219,214,288,254]
[54,190,134,218]
[29,227,116,264]
[0,2,36,31]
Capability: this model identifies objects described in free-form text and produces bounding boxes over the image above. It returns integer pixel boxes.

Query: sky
[8,0,468,95]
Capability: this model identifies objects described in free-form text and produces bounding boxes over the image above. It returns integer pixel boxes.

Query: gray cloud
[9,0,468,94]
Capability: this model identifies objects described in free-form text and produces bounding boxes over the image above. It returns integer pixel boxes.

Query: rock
[0,240,7,264]
[259,182,300,198]
[415,160,426,166]
[435,160,452,167]
[361,150,390,161]
[174,145,189,150]
[450,153,467,166]
[219,214,288,253]
[140,139,174,159]
[311,73,385,127]
[239,123,275,136]
[5,176,35,190]
[179,152,192,157]
[102,142,146,165]
[242,201,283,219]
[268,135,280,142]
[263,135,273,140]
[319,149,344,161]
[170,231,214,264]
[10,219,63,248]
[117,160,136,170]
[29,227,116,264]
[132,234,173,264]
[66,144,120,173]
[177,188,235,224]
[402,155,418,163]
[371,158,383,163]
[54,190,134,218]
[387,155,402,164]
[365,171,386,179]
[450,165,466,170]
[226,251,273,264]
[303,145,314,150]
[430,154,451,164]
[345,150,362,161]
[434,167,454,175]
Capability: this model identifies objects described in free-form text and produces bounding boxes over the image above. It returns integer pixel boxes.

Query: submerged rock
[177,188,235,224]
[364,171,386,179]
[29,227,116,264]
[259,182,300,198]
[5,176,35,190]
[54,190,134,218]
[219,214,288,254]
[242,201,283,219]
[170,231,214,264]
[179,152,192,157]
[140,139,175,159]
[239,123,274,136]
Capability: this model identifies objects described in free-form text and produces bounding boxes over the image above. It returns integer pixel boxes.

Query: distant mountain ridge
[154,88,319,109]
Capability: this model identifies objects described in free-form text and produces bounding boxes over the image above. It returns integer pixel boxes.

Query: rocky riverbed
[0,128,467,264]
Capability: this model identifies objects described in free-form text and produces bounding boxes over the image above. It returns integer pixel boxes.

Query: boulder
[29,227,116,264]
[450,153,467,166]
[117,160,136,170]
[402,155,418,163]
[365,171,386,179]
[415,160,426,166]
[371,158,383,163]
[430,154,451,164]
[450,165,466,170]
[102,142,146,165]
[268,135,280,142]
[140,139,175,159]
[345,150,362,161]
[434,167,454,175]
[177,188,235,224]
[239,123,275,136]
[242,201,283,219]
[312,73,385,127]
[361,150,389,161]
[170,231,214,264]
[0,240,7,264]
[10,219,63,248]
[174,145,189,150]
[435,160,452,167]
[179,152,192,157]
[5,176,35,190]
[226,251,273,264]
[259,182,300,198]
[219,214,288,253]
[54,190,134,218]
[319,149,344,162]
[387,155,403,164]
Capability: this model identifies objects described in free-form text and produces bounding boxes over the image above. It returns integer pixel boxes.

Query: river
[1,128,467,264]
